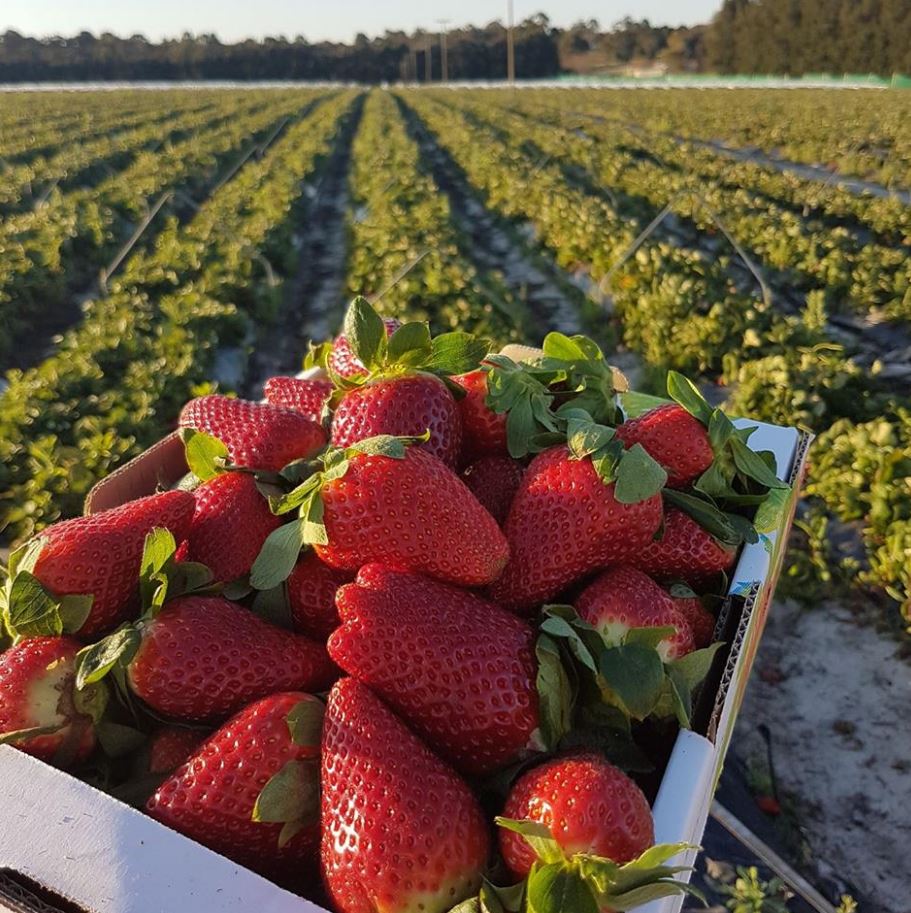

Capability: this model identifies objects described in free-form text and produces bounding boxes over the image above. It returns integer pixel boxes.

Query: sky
[0,1,722,44]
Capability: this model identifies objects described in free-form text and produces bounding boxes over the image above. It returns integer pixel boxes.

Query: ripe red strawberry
[615,403,714,488]
[328,316,400,379]
[675,594,716,647]
[331,374,462,467]
[21,491,195,638]
[499,752,654,878]
[147,692,323,881]
[488,445,663,614]
[125,596,335,722]
[180,471,281,584]
[179,394,326,472]
[0,637,102,765]
[576,566,697,661]
[263,376,332,422]
[316,445,509,587]
[463,456,524,525]
[452,369,508,461]
[329,565,539,776]
[147,726,207,775]
[322,678,489,913]
[630,507,737,585]
[288,552,352,640]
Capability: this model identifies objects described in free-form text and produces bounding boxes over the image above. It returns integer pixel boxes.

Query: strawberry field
[1,84,910,912]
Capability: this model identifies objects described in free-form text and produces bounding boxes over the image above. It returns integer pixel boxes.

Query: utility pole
[506,0,516,84]
[436,19,451,83]
[424,33,432,82]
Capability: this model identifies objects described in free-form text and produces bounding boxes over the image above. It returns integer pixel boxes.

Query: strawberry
[328,316,400,379]
[263,376,332,422]
[329,564,539,776]
[180,471,281,584]
[147,725,207,775]
[452,369,508,461]
[0,637,105,766]
[576,566,697,661]
[179,394,326,472]
[498,752,654,879]
[630,507,737,585]
[615,403,713,488]
[331,374,462,467]
[3,491,195,639]
[123,596,335,722]
[321,678,489,913]
[251,437,509,592]
[147,692,323,881]
[288,552,352,640]
[488,443,664,614]
[463,456,525,526]
[674,593,716,647]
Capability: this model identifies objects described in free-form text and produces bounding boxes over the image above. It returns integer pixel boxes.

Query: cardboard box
[0,357,812,913]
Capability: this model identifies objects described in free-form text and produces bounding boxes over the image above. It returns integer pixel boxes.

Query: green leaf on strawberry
[534,635,573,751]
[285,698,324,747]
[614,444,668,504]
[181,428,229,482]
[251,757,319,848]
[76,627,142,689]
[598,643,666,720]
[344,296,389,373]
[250,518,309,591]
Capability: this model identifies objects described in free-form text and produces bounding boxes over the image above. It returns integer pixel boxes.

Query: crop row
[345,90,528,346]
[0,91,326,362]
[400,90,911,623]
[532,87,911,189]
[0,90,357,544]
[437,91,911,329]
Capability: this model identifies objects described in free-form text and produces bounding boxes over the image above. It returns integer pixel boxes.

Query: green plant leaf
[72,679,108,724]
[614,445,667,504]
[534,634,573,750]
[270,473,323,516]
[599,644,666,720]
[250,519,308,591]
[566,416,614,461]
[75,627,142,690]
[526,862,599,913]
[495,819,566,865]
[343,296,387,372]
[348,433,422,459]
[139,527,178,609]
[95,720,146,758]
[181,428,229,482]
[386,322,432,366]
[625,625,677,650]
[620,391,669,419]
[707,409,736,453]
[729,438,789,490]
[251,582,292,628]
[252,759,319,847]
[286,698,324,746]
[662,489,742,549]
[667,642,725,691]
[426,331,489,374]
[666,372,712,425]
[6,537,44,580]
[5,571,63,637]
[541,332,600,362]
[0,724,64,746]
[58,594,94,634]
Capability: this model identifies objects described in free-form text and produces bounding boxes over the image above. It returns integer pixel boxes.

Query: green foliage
[712,865,791,913]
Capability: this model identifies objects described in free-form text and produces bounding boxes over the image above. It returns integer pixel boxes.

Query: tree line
[0,3,907,83]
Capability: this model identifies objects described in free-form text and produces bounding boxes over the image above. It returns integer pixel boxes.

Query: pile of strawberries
[0,299,788,913]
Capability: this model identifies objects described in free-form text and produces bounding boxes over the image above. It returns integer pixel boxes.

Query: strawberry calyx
[251,697,323,848]
[0,538,95,641]
[74,529,216,695]
[322,297,490,397]
[484,332,626,459]
[539,605,724,730]
[489,819,701,913]
[249,432,429,591]
[666,371,790,502]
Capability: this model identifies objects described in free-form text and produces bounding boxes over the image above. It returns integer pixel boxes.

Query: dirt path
[245,95,364,395]
[734,598,911,913]
[397,97,593,342]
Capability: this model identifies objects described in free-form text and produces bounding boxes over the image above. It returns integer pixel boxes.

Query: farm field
[1,84,910,910]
